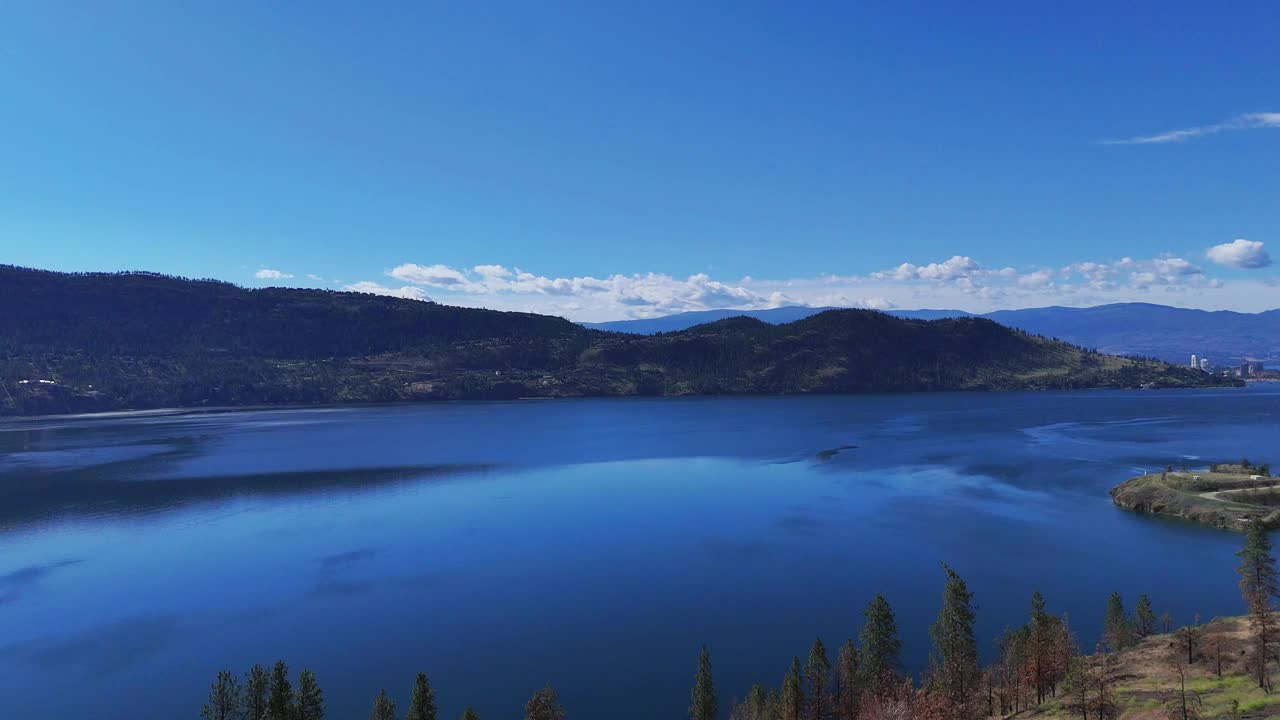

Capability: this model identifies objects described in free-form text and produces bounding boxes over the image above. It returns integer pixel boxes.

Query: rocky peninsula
[1111,461,1279,530]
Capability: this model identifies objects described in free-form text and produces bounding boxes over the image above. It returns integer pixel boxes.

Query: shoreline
[0,381,1259,422]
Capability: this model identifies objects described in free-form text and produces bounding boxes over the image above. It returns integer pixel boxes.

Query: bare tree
[1175,614,1202,665]
[1089,647,1120,720]
[1164,638,1202,720]
[1203,632,1233,678]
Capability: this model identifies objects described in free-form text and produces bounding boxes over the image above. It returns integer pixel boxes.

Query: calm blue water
[1,387,1278,719]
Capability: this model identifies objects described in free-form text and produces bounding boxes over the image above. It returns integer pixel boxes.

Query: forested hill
[587,303,1280,365]
[0,265,1236,416]
[1,265,583,356]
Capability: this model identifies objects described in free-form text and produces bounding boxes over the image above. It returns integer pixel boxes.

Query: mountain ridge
[0,265,1236,416]
[585,303,1280,364]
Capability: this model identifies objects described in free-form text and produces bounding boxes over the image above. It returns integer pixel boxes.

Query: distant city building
[1191,353,1198,369]
[1241,360,1265,377]
[1199,357,1210,371]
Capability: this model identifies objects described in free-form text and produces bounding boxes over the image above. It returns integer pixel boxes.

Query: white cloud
[1017,269,1055,289]
[856,296,896,310]
[1103,112,1280,145]
[306,273,325,282]
[1129,272,1158,287]
[1151,257,1202,278]
[1062,261,1119,290]
[473,264,513,278]
[343,281,431,301]
[255,268,294,280]
[377,263,790,316]
[388,263,475,289]
[341,251,1278,321]
[873,255,982,282]
[1207,239,1272,269]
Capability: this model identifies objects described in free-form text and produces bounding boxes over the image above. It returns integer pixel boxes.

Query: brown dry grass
[1002,617,1280,719]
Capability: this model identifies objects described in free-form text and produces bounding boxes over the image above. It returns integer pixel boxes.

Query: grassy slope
[1015,617,1280,720]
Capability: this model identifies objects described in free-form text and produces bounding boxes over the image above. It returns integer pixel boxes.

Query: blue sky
[2,1,1277,319]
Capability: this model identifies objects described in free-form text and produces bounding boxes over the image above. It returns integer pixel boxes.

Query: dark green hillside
[0,265,587,357]
[0,266,1237,416]
[584,309,1221,395]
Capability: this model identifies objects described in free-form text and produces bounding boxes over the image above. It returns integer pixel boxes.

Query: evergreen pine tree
[927,564,981,717]
[460,709,480,720]
[780,657,804,720]
[1134,594,1157,637]
[1239,521,1279,608]
[201,670,242,720]
[689,645,717,720]
[1238,521,1280,690]
[370,689,398,720]
[297,669,325,720]
[1050,611,1080,702]
[245,664,270,720]
[858,594,902,695]
[406,673,438,720]
[1103,592,1132,651]
[1030,591,1049,630]
[1061,656,1091,718]
[524,685,565,720]
[803,638,830,720]
[745,684,770,720]
[1028,591,1054,705]
[835,638,859,720]
[265,660,295,720]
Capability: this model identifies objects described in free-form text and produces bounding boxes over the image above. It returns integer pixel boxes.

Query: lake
[2,386,1278,719]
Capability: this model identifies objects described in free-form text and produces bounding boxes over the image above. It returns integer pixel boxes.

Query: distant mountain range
[0,266,1232,416]
[580,306,974,333]
[586,303,1280,365]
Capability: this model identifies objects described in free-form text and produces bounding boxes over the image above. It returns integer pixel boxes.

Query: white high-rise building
[1199,358,1209,371]
[1191,354,1198,369]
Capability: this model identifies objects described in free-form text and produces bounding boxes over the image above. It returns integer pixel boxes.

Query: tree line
[199,663,551,720]
[200,523,1280,720]
[704,523,1278,720]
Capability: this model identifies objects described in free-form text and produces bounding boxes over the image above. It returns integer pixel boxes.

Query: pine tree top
[689,645,717,720]
[370,689,397,720]
[406,673,438,720]
[805,638,830,673]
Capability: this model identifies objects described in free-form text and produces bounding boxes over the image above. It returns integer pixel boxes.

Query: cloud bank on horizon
[251,239,1278,322]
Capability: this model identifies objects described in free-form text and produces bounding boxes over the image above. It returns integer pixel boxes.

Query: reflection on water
[0,558,85,606]
[0,463,490,531]
[0,387,1278,719]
